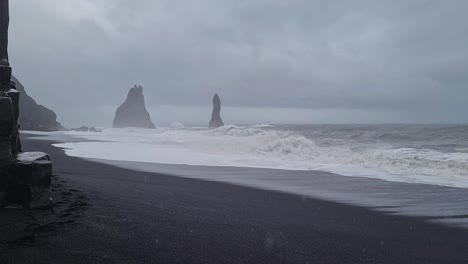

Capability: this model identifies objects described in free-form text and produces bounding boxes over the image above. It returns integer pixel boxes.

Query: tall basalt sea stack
[0,0,53,209]
[113,85,155,128]
[209,93,224,128]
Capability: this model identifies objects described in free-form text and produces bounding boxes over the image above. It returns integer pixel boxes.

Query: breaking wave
[55,124,468,188]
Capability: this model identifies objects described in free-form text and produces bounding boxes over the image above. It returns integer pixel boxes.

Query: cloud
[7,0,468,126]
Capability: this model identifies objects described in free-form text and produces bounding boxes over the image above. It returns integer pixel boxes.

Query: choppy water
[51,123,468,188]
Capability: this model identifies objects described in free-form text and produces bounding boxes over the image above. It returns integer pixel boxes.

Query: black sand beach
[2,136,468,264]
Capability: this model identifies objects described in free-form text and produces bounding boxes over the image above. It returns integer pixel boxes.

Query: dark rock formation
[113,85,155,128]
[0,1,14,205]
[69,126,101,132]
[0,95,14,163]
[70,126,89,132]
[0,1,53,209]
[209,93,224,128]
[0,0,8,61]
[7,152,52,209]
[13,76,63,131]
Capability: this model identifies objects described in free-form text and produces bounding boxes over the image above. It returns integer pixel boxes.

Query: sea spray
[53,124,468,188]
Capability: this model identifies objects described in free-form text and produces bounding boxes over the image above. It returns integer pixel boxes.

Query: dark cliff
[13,76,63,131]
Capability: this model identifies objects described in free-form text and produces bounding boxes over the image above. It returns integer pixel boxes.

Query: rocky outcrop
[8,152,53,209]
[0,0,9,61]
[113,85,155,128]
[12,76,63,131]
[209,93,224,128]
[0,1,53,209]
[69,126,101,132]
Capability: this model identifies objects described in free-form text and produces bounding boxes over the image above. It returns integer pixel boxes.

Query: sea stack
[13,76,63,131]
[209,93,224,128]
[113,85,155,128]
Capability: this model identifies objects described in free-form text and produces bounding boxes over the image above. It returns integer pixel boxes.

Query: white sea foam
[47,125,468,188]
[169,121,185,128]
[253,124,274,128]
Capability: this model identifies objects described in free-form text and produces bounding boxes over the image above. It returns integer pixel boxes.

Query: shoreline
[1,136,468,263]
[26,131,468,229]
[82,157,468,227]
[27,128,468,189]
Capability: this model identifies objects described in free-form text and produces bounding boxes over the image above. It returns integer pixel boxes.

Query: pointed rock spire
[209,93,224,128]
[113,85,155,128]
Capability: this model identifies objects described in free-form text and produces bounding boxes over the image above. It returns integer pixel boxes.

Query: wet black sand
[1,135,468,263]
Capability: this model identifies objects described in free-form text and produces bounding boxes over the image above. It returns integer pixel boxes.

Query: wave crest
[61,125,468,187]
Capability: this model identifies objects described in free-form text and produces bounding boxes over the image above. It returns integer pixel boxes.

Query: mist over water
[53,124,468,188]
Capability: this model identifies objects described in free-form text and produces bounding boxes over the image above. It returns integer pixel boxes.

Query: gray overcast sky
[8,0,468,127]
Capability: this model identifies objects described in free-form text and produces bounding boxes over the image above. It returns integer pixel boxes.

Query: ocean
[50,124,468,188]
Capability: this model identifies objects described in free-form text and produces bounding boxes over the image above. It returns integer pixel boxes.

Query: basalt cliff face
[1,1,53,210]
[13,76,63,131]
[113,85,155,128]
[209,93,224,128]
